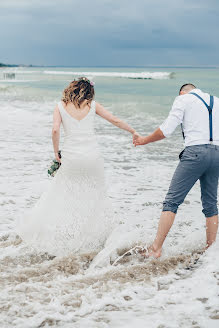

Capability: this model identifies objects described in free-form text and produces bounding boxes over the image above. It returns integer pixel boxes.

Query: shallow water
[0,67,219,327]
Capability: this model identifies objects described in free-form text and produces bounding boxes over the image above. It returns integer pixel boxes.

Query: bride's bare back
[61,100,91,122]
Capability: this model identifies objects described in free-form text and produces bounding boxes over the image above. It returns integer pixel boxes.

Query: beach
[0,67,219,328]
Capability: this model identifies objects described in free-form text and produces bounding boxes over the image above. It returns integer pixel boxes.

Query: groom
[134,84,219,257]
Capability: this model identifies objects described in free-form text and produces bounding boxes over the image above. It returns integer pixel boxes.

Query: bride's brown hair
[62,77,95,108]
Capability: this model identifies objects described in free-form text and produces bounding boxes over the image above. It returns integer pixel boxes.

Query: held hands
[132,132,148,147]
[133,128,165,146]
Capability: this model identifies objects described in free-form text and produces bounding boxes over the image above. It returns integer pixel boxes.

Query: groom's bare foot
[139,244,162,259]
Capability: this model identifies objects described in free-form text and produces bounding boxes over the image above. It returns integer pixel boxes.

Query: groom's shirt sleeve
[159,96,185,137]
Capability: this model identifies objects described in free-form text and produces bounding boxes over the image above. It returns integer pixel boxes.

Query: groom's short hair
[179,83,196,94]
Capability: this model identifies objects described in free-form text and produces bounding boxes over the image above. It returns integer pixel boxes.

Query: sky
[0,0,219,67]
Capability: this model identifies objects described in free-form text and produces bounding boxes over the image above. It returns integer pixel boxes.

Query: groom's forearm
[143,128,165,144]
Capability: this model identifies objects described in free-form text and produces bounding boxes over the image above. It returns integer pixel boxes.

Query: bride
[17,77,137,256]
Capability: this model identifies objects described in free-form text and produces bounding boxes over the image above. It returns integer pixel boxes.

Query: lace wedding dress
[17,101,116,256]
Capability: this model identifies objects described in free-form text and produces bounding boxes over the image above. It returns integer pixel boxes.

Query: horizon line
[1,64,219,69]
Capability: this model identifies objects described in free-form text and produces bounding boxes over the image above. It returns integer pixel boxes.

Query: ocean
[0,67,219,328]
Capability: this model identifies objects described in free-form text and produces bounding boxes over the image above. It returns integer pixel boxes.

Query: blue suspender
[209,95,214,141]
[187,92,214,142]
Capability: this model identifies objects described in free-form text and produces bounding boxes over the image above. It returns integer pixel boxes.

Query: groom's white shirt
[160,89,219,147]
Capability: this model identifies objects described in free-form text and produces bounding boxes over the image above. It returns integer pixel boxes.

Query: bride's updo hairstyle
[62,77,95,108]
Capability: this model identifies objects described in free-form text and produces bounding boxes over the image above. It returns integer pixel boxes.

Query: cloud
[0,0,219,66]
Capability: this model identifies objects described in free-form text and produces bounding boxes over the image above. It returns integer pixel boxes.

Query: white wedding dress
[17,100,116,256]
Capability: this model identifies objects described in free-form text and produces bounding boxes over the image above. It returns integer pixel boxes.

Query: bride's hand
[55,152,61,163]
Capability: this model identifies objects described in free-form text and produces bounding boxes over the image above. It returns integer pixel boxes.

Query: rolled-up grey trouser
[163,144,219,217]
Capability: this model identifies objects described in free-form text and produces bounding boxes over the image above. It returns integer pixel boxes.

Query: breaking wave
[1,69,174,80]
[43,70,174,80]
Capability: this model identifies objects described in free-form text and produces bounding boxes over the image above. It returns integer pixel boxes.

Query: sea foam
[43,70,173,80]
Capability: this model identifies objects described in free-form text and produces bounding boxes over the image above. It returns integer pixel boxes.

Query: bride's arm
[96,102,136,134]
[52,105,62,162]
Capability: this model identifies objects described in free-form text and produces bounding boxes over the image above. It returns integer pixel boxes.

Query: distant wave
[43,70,173,80]
[1,70,38,74]
[0,79,36,82]
[1,69,174,80]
